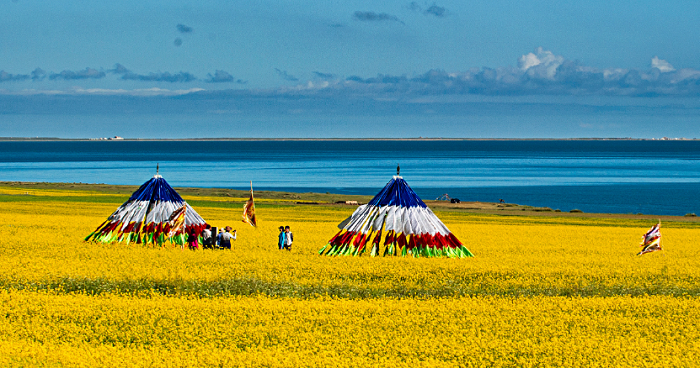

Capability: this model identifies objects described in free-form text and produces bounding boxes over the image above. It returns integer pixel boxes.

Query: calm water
[1,140,700,215]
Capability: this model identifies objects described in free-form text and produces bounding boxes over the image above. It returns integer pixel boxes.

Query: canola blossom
[2,291,699,367]
[1,186,700,366]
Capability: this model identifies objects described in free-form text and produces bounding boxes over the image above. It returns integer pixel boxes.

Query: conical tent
[319,175,473,258]
[85,175,207,245]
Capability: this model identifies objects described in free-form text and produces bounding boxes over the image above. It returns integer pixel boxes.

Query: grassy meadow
[1,183,699,367]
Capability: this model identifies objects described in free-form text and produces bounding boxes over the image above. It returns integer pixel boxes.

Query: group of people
[186,224,236,250]
[184,224,293,251]
[278,226,293,251]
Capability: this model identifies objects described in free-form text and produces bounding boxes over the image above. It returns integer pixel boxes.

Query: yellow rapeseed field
[1,187,699,367]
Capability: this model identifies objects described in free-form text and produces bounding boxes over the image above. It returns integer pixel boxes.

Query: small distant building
[336,200,359,205]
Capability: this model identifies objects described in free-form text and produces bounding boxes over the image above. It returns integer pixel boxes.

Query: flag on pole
[243,181,257,227]
[167,205,187,237]
[638,221,662,255]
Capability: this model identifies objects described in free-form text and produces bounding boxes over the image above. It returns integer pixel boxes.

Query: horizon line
[0,137,696,142]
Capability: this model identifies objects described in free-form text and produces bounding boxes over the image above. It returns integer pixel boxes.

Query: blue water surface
[1,140,699,215]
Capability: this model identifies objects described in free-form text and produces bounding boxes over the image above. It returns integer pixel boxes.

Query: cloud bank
[121,71,197,83]
[111,64,195,82]
[0,71,30,82]
[353,11,404,24]
[31,68,46,81]
[275,68,299,82]
[176,24,193,33]
[287,48,700,97]
[408,2,447,17]
[313,71,335,79]
[206,70,245,84]
[2,49,700,97]
[110,64,239,84]
[49,68,105,80]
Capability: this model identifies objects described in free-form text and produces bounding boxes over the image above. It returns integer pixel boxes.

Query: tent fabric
[319,176,473,258]
[85,175,207,245]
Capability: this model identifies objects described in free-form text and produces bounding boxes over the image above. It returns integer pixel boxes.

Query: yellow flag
[167,205,187,237]
[242,182,257,227]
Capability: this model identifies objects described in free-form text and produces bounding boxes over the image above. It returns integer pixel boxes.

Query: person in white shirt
[283,226,293,251]
[220,226,235,249]
[202,225,213,249]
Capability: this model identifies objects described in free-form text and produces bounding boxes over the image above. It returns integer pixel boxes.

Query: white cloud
[3,50,700,99]
[518,52,541,70]
[671,68,700,83]
[603,68,628,81]
[651,56,675,72]
[71,87,205,96]
[0,88,66,95]
[518,47,565,79]
[0,87,205,96]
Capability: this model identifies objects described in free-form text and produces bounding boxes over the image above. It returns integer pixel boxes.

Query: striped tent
[319,175,473,258]
[85,175,207,245]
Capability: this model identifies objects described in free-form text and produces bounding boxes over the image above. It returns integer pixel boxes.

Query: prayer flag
[167,205,187,238]
[243,181,257,227]
[638,221,662,255]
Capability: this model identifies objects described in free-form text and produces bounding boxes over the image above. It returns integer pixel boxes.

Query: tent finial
[156,163,159,175]
[397,164,400,176]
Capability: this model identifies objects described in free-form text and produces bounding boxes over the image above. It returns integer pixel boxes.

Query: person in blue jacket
[278,226,286,250]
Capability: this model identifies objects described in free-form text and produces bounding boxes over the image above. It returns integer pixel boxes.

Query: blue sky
[1,0,700,138]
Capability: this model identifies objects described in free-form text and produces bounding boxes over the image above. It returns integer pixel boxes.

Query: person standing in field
[284,226,293,251]
[187,228,199,250]
[202,224,213,249]
[220,226,234,249]
[278,226,286,250]
[216,228,224,248]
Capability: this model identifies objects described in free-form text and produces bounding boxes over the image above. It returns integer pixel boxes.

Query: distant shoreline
[2,181,699,222]
[1,137,697,142]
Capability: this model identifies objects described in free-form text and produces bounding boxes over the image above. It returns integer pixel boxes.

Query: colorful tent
[319,175,473,258]
[85,174,207,245]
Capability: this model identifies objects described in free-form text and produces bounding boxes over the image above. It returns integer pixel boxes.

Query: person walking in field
[283,226,293,251]
[278,226,286,250]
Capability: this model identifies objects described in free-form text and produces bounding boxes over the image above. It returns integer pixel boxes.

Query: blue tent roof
[366,176,427,209]
[128,176,185,203]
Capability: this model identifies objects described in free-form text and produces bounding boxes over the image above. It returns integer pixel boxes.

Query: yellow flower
[1,187,699,366]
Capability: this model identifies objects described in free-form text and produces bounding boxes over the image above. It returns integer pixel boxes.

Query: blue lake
[1,140,699,215]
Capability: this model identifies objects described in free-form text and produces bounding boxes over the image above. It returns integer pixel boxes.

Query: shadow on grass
[4,275,699,299]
